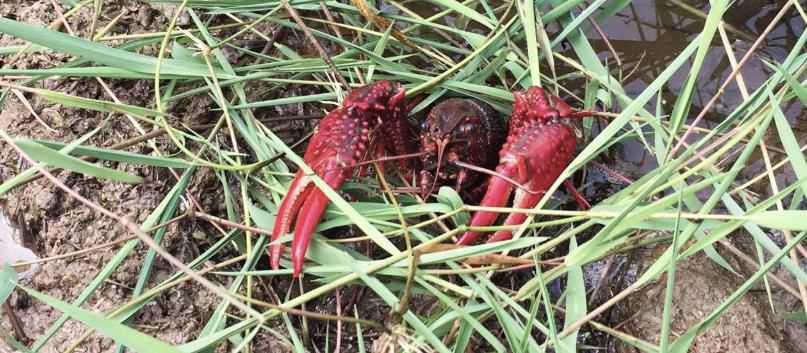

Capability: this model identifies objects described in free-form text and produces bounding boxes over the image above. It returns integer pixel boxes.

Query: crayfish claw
[270,172,313,270]
[457,86,591,245]
[269,81,409,277]
[289,167,346,277]
[456,166,518,245]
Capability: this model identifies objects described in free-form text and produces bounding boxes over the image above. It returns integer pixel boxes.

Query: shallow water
[589,0,805,181]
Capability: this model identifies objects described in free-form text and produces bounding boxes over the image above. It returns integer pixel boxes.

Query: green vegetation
[1,0,806,352]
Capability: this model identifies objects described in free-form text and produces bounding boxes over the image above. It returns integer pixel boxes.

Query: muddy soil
[0,1,238,352]
[614,237,807,353]
[0,1,361,352]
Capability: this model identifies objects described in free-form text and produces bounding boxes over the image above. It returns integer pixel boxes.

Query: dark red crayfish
[456,87,593,245]
[270,81,414,277]
[418,98,507,202]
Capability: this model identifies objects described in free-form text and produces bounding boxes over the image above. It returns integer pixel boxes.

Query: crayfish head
[342,80,406,117]
[419,97,479,160]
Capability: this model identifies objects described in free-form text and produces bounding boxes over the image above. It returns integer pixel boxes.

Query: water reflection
[593,0,803,101]
[585,0,805,190]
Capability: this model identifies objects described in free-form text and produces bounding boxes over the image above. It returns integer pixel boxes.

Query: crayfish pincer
[456,87,594,245]
[270,81,412,277]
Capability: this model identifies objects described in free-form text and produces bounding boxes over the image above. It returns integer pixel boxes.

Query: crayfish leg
[563,179,591,210]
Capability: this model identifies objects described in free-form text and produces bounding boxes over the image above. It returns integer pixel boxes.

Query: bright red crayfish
[271,83,595,276]
[456,87,593,245]
[270,81,413,277]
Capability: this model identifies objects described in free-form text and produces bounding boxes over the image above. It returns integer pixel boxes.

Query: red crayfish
[270,82,593,277]
[456,87,593,245]
[270,81,413,277]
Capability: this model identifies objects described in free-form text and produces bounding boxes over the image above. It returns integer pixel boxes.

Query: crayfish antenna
[566,111,597,119]
[422,137,449,199]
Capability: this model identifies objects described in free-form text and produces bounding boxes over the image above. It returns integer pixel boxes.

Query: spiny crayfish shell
[418,98,506,202]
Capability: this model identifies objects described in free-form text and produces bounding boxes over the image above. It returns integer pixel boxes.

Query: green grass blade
[666,0,727,135]
[566,37,699,174]
[459,272,534,351]
[33,140,192,168]
[351,268,452,353]
[0,17,228,78]
[355,312,367,353]
[14,139,143,184]
[659,194,684,352]
[436,186,470,226]
[561,236,585,352]
[784,312,807,322]
[747,211,807,230]
[0,120,104,195]
[32,168,193,351]
[535,263,562,352]
[766,61,807,105]
[549,0,607,50]
[0,67,186,79]
[427,0,495,30]
[417,279,507,352]
[0,265,17,304]
[519,0,541,86]
[28,86,165,118]
[416,238,546,266]
[31,240,142,351]
[772,92,807,197]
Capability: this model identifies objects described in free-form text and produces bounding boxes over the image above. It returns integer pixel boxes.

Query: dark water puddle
[585,0,805,192]
[593,0,803,110]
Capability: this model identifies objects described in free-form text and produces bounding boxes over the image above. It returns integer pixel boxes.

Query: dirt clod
[616,244,805,353]
[0,1,221,352]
